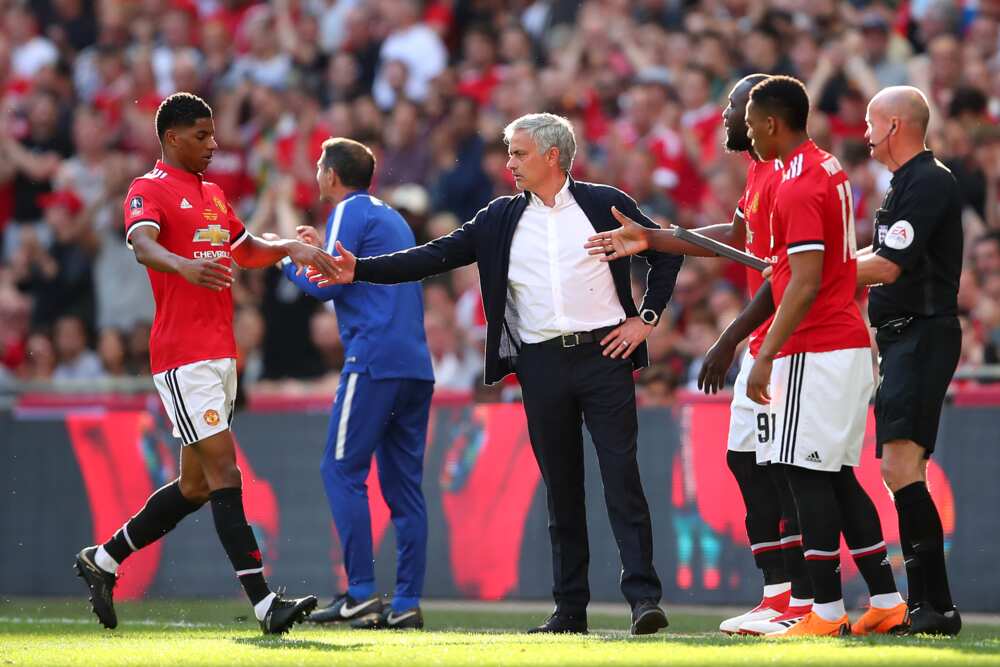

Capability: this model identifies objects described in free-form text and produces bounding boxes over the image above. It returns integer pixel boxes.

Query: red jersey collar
[784,139,817,164]
[155,160,204,185]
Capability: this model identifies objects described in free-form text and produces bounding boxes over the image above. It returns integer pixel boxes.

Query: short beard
[725,132,752,153]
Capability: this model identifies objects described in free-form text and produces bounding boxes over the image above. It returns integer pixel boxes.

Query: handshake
[264,226,357,286]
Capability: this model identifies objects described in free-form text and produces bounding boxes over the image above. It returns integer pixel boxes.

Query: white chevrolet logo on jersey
[193,224,230,246]
[180,198,193,209]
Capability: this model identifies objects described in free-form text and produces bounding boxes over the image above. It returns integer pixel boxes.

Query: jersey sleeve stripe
[787,241,825,255]
[125,220,161,249]
[735,207,745,219]
[229,227,249,250]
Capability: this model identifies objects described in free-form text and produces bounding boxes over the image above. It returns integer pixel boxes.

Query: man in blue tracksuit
[282,138,434,630]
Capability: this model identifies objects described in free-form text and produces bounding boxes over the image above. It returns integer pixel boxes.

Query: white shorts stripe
[780,534,803,545]
[335,373,359,461]
[849,540,886,556]
[121,524,137,552]
[166,369,197,444]
[235,567,264,577]
[750,540,781,552]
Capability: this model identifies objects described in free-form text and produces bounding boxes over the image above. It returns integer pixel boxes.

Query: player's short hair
[320,137,376,189]
[749,75,810,131]
[741,73,769,90]
[503,113,577,172]
[155,92,213,140]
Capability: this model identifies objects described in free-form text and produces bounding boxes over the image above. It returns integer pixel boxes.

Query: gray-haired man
[312,113,682,634]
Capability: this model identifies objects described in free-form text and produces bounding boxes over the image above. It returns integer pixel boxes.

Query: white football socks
[763,582,791,598]
[812,599,846,621]
[870,592,904,609]
[94,546,119,574]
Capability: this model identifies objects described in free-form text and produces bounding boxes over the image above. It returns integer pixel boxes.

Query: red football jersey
[123,160,247,374]
[736,157,782,357]
[767,141,870,357]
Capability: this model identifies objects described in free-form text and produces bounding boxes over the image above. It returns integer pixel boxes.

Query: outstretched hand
[285,240,338,279]
[308,240,356,287]
[584,206,650,261]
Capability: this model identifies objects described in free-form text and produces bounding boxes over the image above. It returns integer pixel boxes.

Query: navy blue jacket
[354,179,683,385]
[284,191,434,382]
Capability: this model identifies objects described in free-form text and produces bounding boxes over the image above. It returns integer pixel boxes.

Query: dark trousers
[515,340,662,613]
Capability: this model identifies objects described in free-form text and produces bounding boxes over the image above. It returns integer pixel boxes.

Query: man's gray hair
[502,113,577,172]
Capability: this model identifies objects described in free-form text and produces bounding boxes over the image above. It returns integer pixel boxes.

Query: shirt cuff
[787,240,825,255]
[125,221,160,249]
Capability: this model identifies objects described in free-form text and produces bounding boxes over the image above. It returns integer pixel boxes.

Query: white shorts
[153,358,237,446]
[754,348,874,472]
[727,349,758,453]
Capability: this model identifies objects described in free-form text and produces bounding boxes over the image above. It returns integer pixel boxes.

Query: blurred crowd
[0,0,998,402]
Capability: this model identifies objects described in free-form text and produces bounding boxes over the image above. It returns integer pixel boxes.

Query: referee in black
[859,86,963,636]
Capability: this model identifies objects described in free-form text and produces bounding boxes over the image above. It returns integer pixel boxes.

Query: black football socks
[96,480,203,573]
[895,481,954,613]
[209,487,271,606]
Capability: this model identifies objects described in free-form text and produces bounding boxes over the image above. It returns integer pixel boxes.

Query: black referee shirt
[868,150,963,327]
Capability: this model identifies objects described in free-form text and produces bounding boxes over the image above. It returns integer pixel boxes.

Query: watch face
[641,310,656,324]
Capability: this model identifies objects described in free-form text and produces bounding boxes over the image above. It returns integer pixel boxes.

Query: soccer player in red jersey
[74,93,338,634]
[742,76,907,637]
[585,74,813,634]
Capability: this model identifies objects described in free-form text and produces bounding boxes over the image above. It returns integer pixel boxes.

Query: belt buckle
[561,333,579,348]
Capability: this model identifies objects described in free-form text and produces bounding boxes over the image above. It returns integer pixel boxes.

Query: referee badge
[204,409,220,426]
[884,220,914,249]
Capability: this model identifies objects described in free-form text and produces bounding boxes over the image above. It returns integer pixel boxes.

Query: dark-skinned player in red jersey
[741,76,905,636]
[584,74,813,635]
[74,93,339,634]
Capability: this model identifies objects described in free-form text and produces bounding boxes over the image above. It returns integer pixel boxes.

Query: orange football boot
[851,603,909,635]
[768,611,850,637]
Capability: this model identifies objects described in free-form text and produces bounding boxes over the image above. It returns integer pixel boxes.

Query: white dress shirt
[507,178,626,343]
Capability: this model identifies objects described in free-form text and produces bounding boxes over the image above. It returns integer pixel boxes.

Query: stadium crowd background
[0,0,998,403]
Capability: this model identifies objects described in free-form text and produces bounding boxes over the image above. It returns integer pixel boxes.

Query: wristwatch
[639,308,659,326]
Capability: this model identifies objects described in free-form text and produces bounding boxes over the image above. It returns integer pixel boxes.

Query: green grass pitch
[1,598,998,666]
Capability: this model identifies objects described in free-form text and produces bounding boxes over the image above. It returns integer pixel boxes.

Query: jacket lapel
[568,177,610,233]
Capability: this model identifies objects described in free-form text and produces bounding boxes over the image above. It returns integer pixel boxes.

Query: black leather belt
[534,325,619,349]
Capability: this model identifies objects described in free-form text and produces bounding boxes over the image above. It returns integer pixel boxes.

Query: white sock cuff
[94,545,119,574]
[253,592,277,622]
[870,592,904,609]
[812,599,846,622]
[763,582,791,597]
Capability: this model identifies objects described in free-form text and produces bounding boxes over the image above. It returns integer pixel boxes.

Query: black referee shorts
[874,316,960,458]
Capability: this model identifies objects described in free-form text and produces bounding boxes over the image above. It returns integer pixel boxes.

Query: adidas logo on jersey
[805,451,822,463]
[180,198,193,209]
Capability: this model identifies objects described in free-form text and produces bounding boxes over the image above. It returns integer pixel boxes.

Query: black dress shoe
[527,611,588,634]
[630,600,668,636]
[906,605,962,636]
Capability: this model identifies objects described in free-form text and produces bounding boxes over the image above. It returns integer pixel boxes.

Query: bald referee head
[865,86,931,171]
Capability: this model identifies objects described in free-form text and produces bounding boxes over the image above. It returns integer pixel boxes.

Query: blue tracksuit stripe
[285,191,433,612]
